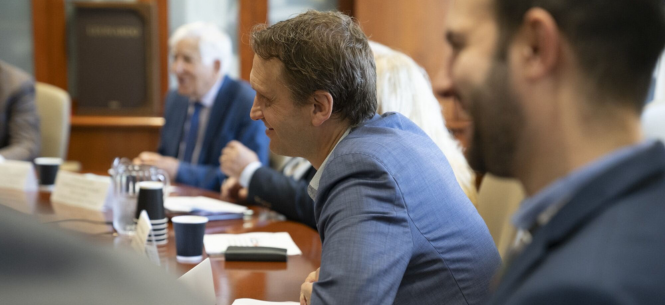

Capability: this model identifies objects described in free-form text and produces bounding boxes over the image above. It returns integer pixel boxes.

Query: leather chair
[35,82,71,159]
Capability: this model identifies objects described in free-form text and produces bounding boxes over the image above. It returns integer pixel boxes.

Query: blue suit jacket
[311,113,501,305]
[158,76,269,191]
[488,141,665,305]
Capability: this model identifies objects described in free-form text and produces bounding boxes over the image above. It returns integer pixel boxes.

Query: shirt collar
[307,128,352,200]
[195,75,224,108]
[512,140,655,231]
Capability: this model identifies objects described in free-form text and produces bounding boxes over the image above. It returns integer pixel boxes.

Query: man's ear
[213,59,222,74]
[310,90,334,127]
[516,8,560,80]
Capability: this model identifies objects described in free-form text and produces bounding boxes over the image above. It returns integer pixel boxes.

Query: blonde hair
[370,42,478,205]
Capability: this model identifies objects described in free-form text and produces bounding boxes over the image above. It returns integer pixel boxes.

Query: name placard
[0,160,37,191]
[131,210,160,266]
[51,171,111,211]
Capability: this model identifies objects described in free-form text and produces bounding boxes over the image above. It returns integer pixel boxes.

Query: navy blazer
[310,113,500,305]
[488,141,665,305]
[247,165,317,229]
[158,76,269,191]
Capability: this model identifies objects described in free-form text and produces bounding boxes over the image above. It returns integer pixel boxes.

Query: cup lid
[171,215,208,224]
[34,157,63,165]
[137,181,164,190]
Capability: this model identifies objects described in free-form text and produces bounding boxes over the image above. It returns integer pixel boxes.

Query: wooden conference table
[0,183,322,305]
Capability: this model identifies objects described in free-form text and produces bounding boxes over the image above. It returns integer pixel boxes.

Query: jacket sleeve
[310,153,412,305]
[174,162,223,192]
[247,166,317,229]
[0,82,40,161]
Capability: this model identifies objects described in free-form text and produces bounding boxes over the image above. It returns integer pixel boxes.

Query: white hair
[370,41,478,204]
[169,22,233,75]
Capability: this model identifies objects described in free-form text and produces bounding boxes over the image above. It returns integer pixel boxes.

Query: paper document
[165,196,247,214]
[179,258,216,305]
[232,299,298,305]
[204,232,302,256]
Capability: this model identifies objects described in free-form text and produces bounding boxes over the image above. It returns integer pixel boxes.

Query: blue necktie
[183,102,203,163]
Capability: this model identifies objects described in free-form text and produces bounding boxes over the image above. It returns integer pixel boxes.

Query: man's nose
[171,58,183,74]
[432,64,456,99]
[250,98,263,121]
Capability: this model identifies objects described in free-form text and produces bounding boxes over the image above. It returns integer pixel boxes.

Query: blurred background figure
[134,22,269,191]
[0,60,40,162]
[371,41,477,204]
[219,41,477,228]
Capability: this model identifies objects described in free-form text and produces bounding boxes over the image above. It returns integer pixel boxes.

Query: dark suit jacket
[0,205,204,304]
[247,165,317,229]
[0,60,40,161]
[488,141,665,305]
[158,76,269,191]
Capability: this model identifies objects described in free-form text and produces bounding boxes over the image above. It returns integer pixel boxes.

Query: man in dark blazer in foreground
[441,0,665,303]
[219,141,317,229]
[0,60,40,161]
[134,23,268,191]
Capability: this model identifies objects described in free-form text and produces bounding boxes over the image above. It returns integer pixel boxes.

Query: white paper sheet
[232,299,298,305]
[165,196,247,214]
[204,232,302,256]
[179,258,216,305]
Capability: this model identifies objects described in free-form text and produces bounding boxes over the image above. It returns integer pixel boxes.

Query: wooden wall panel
[67,117,164,173]
[354,0,472,149]
[32,0,68,90]
[239,0,268,81]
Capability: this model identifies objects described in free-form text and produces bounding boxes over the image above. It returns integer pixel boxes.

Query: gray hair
[169,22,232,75]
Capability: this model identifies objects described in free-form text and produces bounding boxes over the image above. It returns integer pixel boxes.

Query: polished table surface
[0,184,321,305]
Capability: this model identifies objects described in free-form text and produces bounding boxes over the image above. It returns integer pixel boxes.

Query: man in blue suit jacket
[135,23,268,191]
[249,11,500,305]
[441,0,665,303]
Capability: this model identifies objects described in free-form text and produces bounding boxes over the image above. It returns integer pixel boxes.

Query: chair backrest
[642,99,665,142]
[476,174,525,258]
[35,82,71,159]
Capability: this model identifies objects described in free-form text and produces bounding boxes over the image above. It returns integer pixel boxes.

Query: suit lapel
[491,142,665,304]
[200,76,235,163]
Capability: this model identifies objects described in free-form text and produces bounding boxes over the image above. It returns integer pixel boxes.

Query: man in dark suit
[0,60,40,161]
[219,140,317,229]
[440,0,665,303]
[134,22,269,191]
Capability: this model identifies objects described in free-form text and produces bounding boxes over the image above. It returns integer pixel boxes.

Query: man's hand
[133,151,179,179]
[219,141,259,179]
[300,268,320,305]
[220,177,248,203]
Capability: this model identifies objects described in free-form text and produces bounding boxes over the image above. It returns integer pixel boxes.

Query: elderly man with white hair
[135,22,269,191]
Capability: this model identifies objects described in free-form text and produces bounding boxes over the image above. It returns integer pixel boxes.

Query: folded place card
[0,160,37,191]
[179,258,216,305]
[50,171,111,211]
[204,232,302,256]
[131,210,153,254]
[232,299,298,305]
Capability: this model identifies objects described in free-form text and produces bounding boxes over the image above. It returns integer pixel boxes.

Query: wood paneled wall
[353,0,472,149]
[239,0,269,81]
